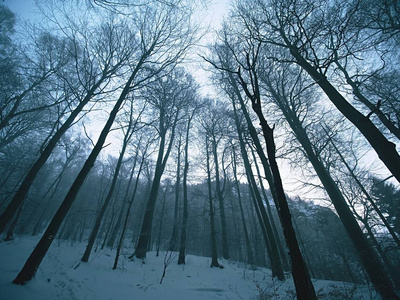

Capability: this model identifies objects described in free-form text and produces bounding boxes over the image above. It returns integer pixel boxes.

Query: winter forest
[0,0,400,299]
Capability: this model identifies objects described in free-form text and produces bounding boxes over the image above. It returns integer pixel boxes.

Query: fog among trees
[1,0,400,299]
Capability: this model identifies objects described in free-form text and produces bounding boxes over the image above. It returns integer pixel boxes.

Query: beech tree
[134,69,196,259]
[12,0,196,284]
[235,0,400,186]
[0,13,134,235]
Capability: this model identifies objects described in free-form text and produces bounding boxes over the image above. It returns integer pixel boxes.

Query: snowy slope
[0,236,378,300]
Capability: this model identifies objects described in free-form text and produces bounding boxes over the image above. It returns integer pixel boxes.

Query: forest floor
[0,236,378,299]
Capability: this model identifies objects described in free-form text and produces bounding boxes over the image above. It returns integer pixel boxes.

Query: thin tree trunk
[156,190,167,257]
[178,112,193,264]
[206,138,221,268]
[169,138,182,252]
[113,145,146,269]
[249,146,290,271]
[81,107,139,262]
[135,109,180,259]
[211,136,229,260]
[231,146,254,265]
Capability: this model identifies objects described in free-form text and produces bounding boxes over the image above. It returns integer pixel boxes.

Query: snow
[0,236,378,299]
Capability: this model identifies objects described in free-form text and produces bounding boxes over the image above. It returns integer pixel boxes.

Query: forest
[0,0,400,299]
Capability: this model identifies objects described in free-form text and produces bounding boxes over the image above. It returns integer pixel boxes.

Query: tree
[0,14,134,235]
[12,1,196,283]
[229,98,284,280]
[205,131,222,268]
[81,99,145,262]
[134,69,194,259]
[371,177,400,238]
[206,29,316,298]
[235,0,400,186]
[177,93,201,264]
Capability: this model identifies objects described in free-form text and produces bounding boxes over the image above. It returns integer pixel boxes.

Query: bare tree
[134,69,195,259]
[12,1,196,284]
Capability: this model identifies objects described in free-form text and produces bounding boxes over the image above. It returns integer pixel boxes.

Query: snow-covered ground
[0,236,378,299]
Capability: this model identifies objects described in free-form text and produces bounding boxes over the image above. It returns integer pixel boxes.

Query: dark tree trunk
[206,137,221,268]
[231,100,284,280]
[113,145,146,269]
[178,114,192,264]
[0,78,105,234]
[211,136,229,260]
[12,59,144,284]
[334,55,400,141]
[263,74,398,300]
[169,138,182,252]
[135,111,179,259]
[108,153,138,249]
[81,108,138,262]
[156,190,167,257]
[249,147,290,271]
[237,63,317,299]
[287,43,400,185]
[232,146,254,265]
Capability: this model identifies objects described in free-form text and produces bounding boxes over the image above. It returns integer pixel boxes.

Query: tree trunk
[178,115,192,264]
[135,111,179,259]
[12,59,144,284]
[0,78,105,234]
[211,136,229,260]
[249,147,290,271]
[231,100,284,280]
[81,111,137,262]
[237,66,317,299]
[169,138,182,252]
[264,74,398,299]
[287,43,400,185]
[232,146,254,265]
[113,147,146,269]
[206,136,221,268]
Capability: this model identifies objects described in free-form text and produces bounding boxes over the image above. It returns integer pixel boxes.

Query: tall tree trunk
[178,110,194,265]
[169,138,182,252]
[211,136,229,260]
[135,110,180,259]
[249,146,290,271]
[263,74,398,299]
[12,57,146,284]
[206,137,221,268]
[113,145,146,269]
[285,41,400,185]
[231,146,254,265]
[107,153,139,249]
[326,130,400,248]
[156,190,167,257]
[333,53,400,141]
[0,77,107,234]
[81,106,139,262]
[231,100,284,280]
[237,64,317,299]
